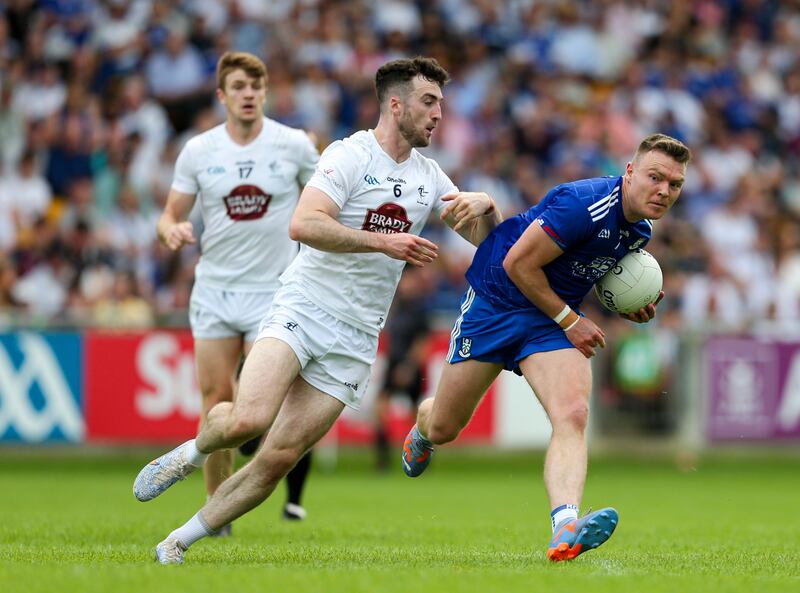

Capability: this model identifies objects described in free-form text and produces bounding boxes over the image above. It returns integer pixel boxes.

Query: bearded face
[394,75,443,148]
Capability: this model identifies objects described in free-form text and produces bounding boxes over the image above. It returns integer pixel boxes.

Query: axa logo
[0,332,84,442]
[364,174,380,186]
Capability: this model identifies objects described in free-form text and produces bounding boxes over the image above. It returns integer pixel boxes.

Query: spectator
[144,25,211,132]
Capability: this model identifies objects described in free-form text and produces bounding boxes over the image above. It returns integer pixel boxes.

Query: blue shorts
[446,287,575,375]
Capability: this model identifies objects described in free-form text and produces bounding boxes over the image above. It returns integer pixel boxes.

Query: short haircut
[634,133,692,165]
[216,52,267,90]
[375,56,450,105]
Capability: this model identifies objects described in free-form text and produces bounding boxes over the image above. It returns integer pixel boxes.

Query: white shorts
[256,285,377,409]
[189,282,276,343]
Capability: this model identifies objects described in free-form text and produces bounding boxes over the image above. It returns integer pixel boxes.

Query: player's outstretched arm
[290,187,438,266]
[157,189,197,251]
[440,192,502,246]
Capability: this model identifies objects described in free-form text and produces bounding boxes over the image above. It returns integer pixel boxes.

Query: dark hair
[216,51,267,90]
[634,133,692,164]
[375,56,450,105]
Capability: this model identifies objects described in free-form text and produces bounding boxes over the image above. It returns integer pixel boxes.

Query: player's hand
[440,192,496,232]
[619,291,664,323]
[381,233,438,267]
[163,221,196,251]
[565,316,606,359]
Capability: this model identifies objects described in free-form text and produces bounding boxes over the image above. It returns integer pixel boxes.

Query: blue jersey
[466,176,652,312]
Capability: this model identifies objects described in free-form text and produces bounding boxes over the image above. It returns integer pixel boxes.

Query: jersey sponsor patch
[362,202,412,234]
[223,184,272,220]
[570,256,617,281]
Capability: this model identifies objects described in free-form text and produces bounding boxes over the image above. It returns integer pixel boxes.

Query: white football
[594,249,663,314]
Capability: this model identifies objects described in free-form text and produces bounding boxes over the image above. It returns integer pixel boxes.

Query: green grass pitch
[0,448,798,593]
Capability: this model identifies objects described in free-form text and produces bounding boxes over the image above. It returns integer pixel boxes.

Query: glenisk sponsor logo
[362,202,412,234]
[224,185,272,220]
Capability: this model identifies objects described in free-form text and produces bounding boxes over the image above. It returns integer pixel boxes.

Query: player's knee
[228,414,267,443]
[427,418,461,445]
[256,444,304,480]
[552,401,589,433]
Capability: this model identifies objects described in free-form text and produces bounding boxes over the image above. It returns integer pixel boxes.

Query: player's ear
[625,161,633,178]
[215,87,226,105]
[389,94,402,116]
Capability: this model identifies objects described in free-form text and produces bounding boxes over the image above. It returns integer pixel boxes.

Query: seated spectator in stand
[144,26,212,133]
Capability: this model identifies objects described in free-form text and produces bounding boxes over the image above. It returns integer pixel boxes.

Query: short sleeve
[296,132,320,186]
[534,185,592,250]
[171,140,199,195]
[304,141,362,208]
[431,161,458,217]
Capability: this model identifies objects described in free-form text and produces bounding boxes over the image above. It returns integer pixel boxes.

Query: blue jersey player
[402,133,691,561]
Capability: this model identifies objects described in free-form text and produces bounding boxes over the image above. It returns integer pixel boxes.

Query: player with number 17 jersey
[172,117,319,291]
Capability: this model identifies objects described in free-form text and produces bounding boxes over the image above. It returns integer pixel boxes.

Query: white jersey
[280,129,458,335]
[172,117,319,291]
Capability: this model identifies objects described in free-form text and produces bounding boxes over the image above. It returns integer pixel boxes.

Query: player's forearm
[156,212,178,246]
[290,210,385,254]
[505,263,578,328]
[466,206,503,246]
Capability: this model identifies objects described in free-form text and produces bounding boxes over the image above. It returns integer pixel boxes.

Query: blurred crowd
[1,0,800,334]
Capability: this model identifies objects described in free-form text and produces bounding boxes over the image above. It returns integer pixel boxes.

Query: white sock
[551,504,579,532]
[185,439,209,467]
[415,426,433,446]
[169,512,214,548]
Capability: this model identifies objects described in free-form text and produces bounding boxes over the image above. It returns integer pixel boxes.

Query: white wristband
[564,316,581,332]
[552,305,572,324]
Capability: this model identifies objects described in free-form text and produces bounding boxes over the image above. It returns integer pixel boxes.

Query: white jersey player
[134,57,503,565]
[155,52,318,523]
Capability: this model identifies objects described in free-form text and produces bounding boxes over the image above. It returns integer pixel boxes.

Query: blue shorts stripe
[447,287,475,362]
[447,288,575,374]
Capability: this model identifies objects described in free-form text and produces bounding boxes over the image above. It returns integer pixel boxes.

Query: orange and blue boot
[401,425,434,477]
[547,507,619,561]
